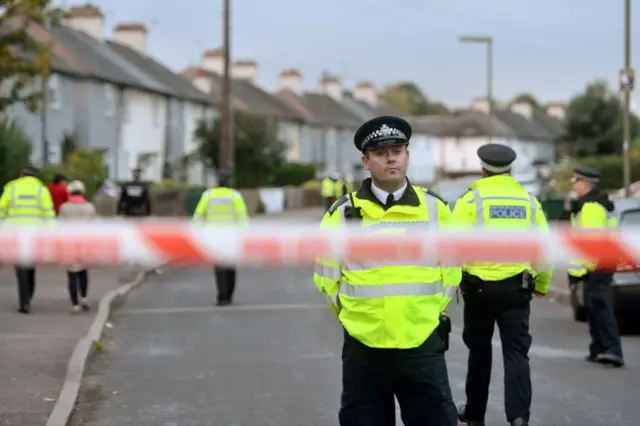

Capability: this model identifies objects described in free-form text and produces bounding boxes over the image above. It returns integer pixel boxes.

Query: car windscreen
[619,209,640,226]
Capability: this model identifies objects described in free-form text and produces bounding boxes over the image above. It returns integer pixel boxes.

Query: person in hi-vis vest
[566,166,624,368]
[192,170,248,306]
[0,166,55,314]
[314,116,460,426]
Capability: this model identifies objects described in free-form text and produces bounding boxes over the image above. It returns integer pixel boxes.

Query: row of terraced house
[9,4,567,185]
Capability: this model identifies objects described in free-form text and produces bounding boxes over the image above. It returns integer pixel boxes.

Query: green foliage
[41,147,108,198]
[552,155,640,191]
[561,80,640,157]
[0,0,67,113]
[379,82,449,115]
[195,111,287,188]
[0,119,33,187]
[273,162,316,187]
[511,93,542,110]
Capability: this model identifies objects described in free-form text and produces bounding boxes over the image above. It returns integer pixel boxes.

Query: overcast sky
[56,0,638,108]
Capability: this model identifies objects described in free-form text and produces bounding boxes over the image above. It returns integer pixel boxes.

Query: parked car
[569,197,640,331]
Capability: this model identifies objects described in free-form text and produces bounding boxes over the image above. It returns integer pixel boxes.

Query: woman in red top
[47,174,69,215]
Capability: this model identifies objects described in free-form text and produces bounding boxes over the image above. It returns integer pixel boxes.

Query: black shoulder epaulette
[328,195,350,215]
[423,188,448,206]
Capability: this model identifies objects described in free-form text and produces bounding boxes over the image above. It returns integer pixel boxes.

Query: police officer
[192,170,248,306]
[314,116,461,426]
[117,168,151,217]
[334,173,346,200]
[0,166,55,314]
[321,173,335,211]
[453,144,553,426]
[567,166,624,367]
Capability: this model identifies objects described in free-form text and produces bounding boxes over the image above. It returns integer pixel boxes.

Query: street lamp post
[621,0,634,196]
[459,35,494,143]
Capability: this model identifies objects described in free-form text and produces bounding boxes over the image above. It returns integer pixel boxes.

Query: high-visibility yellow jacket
[345,180,354,193]
[567,191,616,278]
[451,175,553,294]
[192,187,248,227]
[321,178,334,198]
[334,178,345,198]
[313,179,461,349]
[0,176,55,224]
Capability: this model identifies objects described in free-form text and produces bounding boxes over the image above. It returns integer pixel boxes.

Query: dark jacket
[117,182,151,216]
[560,189,615,221]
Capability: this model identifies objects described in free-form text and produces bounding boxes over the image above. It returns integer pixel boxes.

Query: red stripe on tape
[561,230,638,271]
[139,226,211,265]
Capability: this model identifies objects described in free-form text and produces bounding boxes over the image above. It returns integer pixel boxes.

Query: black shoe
[510,418,528,426]
[596,353,625,367]
[585,354,599,363]
[216,300,231,306]
[456,402,485,425]
[17,306,29,314]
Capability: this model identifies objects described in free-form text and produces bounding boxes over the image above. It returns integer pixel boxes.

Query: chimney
[510,101,533,119]
[231,60,258,84]
[185,67,212,94]
[67,4,104,39]
[113,22,148,54]
[354,81,377,105]
[545,102,566,120]
[319,74,342,99]
[277,69,302,94]
[201,48,224,75]
[470,97,490,113]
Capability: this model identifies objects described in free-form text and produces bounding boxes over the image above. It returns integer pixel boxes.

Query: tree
[0,0,66,113]
[0,119,32,187]
[379,82,449,116]
[561,80,640,157]
[195,111,287,188]
[41,146,108,197]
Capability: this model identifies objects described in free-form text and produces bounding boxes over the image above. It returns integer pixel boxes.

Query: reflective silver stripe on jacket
[470,190,538,227]
[315,263,341,280]
[6,185,50,220]
[339,281,444,298]
[205,194,238,220]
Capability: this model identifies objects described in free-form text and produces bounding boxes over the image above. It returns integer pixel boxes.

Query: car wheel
[570,282,587,322]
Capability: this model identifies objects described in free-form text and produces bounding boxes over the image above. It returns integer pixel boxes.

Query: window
[104,85,116,117]
[48,75,61,110]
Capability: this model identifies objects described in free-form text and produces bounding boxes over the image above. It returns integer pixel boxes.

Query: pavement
[0,207,325,426]
[0,266,141,426]
[69,262,640,422]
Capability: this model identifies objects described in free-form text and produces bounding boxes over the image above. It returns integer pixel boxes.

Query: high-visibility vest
[192,187,248,227]
[313,181,460,349]
[334,179,345,198]
[0,176,55,224]
[321,178,334,197]
[451,174,553,294]
[568,202,617,276]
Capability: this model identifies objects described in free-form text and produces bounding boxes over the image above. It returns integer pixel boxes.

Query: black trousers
[339,330,457,426]
[584,272,623,358]
[214,267,236,303]
[67,270,89,306]
[461,273,532,423]
[324,196,334,211]
[15,267,35,309]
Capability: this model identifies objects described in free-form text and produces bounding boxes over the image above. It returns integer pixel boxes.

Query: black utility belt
[461,271,532,292]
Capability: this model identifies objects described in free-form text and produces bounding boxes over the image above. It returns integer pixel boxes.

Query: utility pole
[621,0,633,196]
[458,35,494,143]
[218,0,231,180]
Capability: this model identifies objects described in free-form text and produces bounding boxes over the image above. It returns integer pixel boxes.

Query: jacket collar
[355,177,421,209]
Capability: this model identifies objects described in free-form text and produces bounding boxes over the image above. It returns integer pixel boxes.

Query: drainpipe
[40,76,49,165]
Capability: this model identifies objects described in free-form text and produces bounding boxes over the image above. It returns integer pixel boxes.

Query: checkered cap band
[481,160,511,173]
[572,173,599,183]
[361,124,407,149]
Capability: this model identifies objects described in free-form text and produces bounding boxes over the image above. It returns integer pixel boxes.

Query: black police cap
[218,169,232,179]
[477,143,517,173]
[353,116,412,153]
[573,166,600,182]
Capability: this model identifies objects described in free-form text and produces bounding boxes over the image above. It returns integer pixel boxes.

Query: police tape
[0,220,634,269]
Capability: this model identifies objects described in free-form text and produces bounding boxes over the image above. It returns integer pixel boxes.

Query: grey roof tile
[533,112,564,138]
[299,93,361,128]
[274,90,321,124]
[106,41,213,104]
[492,110,553,141]
[437,110,517,138]
[407,115,457,135]
[47,24,173,95]
[182,67,301,119]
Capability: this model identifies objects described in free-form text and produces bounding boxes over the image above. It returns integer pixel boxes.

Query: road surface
[71,268,640,426]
